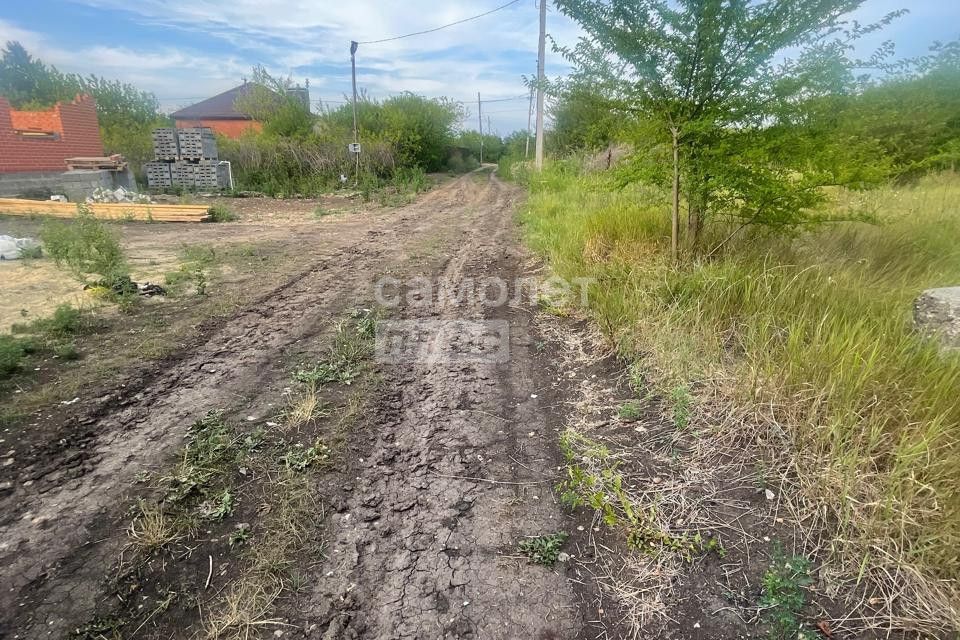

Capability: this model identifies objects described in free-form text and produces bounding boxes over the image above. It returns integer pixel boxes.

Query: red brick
[0,95,104,173]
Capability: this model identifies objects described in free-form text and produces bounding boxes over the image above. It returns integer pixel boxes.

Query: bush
[0,335,27,377]
[40,206,128,283]
[11,303,85,337]
[208,204,237,222]
[392,167,428,194]
[3,304,88,378]
[219,133,396,196]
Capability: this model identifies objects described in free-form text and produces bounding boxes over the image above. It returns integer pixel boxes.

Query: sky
[0,0,958,135]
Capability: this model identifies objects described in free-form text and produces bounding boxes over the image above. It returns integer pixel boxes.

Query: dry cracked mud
[0,171,599,639]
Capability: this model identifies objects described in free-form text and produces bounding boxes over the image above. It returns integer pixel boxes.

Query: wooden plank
[0,198,211,223]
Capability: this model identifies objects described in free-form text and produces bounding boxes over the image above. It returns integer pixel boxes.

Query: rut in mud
[309,175,579,638]
[0,172,589,639]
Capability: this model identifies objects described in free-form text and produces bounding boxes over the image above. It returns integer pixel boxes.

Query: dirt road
[0,172,591,638]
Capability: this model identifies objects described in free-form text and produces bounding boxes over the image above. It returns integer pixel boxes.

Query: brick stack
[145,126,227,190]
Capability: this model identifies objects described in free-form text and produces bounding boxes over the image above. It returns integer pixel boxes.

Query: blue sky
[1,0,958,134]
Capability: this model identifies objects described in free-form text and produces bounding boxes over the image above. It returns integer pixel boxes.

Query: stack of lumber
[65,154,128,171]
[0,198,211,222]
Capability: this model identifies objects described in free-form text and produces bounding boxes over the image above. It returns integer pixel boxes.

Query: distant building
[0,94,103,173]
[171,83,263,138]
[171,82,311,139]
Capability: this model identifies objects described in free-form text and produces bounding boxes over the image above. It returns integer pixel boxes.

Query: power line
[479,95,529,103]
[357,0,523,44]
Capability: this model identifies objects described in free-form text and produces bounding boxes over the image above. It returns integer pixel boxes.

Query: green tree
[552,0,900,259]
[454,130,505,163]
[551,84,622,153]
[321,93,464,171]
[233,65,314,138]
[836,42,960,179]
[0,41,71,106]
[0,41,168,174]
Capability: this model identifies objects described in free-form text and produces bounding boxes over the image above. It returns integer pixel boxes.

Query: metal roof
[171,83,258,121]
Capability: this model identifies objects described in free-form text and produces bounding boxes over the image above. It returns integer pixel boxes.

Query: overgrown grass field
[520,164,960,614]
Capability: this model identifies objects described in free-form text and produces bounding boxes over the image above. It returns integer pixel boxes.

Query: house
[0,94,103,173]
[171,82,311,138]
[171,83,264,138]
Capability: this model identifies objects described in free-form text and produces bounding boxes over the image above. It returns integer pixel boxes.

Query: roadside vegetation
[515,0,960,633]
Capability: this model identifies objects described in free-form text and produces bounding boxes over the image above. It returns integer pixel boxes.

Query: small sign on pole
[348,143,361,154]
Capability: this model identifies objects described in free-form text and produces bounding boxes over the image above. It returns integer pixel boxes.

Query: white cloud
[58,0,579,129]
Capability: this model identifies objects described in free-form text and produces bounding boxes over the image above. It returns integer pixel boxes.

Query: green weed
[761,551,814,640]
[2,304,90,377]
[199,488,235,520]
[40,205,128,283]
[280,439,330,471]
[295,309,377,386]
[313,205,334,218]
[208,204,238,222]
[0,335,29,377]
[669,385,692,430]
[163,411,243,505]
[12,303,85,338]
[618,401,643,421]
[518,532,568,566]
[18,244,43,259]
[229,526,252,547]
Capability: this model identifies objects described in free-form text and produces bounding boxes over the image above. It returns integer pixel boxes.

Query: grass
[518,532,568,566]
[1,303,92,380]
[202,470,317,640]
[313,204,336,219]
[282,382,329,431]
[127,500,188,554]
[295,308,377,386]
[0,334,32,377]
[521,164,960,625]
[760,551,814,640]
[165,242,272,296]
[208,204,238,223]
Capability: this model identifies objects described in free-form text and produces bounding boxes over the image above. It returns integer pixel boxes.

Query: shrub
[40,206,128,283]
[219,133,396,197]
[0,335,27,377]
[392,167,428,194]
[11,304,85,337]
[208,204,237,222]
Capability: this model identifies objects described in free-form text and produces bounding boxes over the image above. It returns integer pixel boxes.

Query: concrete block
[915,287,960,349]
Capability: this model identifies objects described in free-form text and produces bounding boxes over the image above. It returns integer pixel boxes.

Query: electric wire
[356,0,523,44]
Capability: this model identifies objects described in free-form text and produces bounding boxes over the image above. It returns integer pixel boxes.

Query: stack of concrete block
[177,127,218,161]
[172,162,197,187]
[145,126,227,190]
[151,128,179,161]
[196,160,220,188]
[144,161,172,188]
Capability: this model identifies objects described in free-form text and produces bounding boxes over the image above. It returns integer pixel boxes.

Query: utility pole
[477,92,484,165]
[350,41,360,178]
[534,0,546,170]
[525,80,534,158]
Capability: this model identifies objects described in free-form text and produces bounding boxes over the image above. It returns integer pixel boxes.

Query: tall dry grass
[521,166,960,620]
